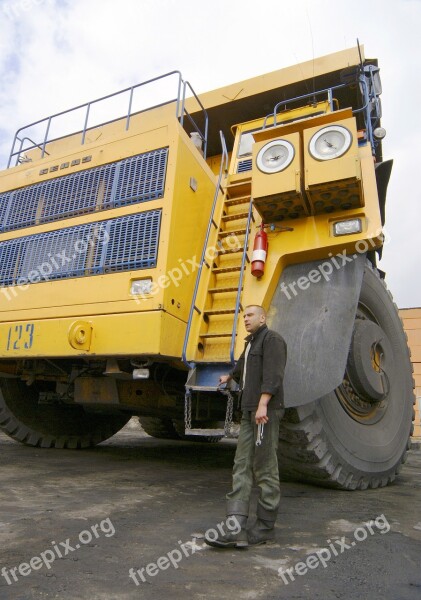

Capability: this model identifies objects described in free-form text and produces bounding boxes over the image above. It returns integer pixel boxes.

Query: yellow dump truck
[0,46,414,489]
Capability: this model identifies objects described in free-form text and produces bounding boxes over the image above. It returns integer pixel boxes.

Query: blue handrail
[182,131,228,368]
[263,75,380,154]
[230,198,253,365]
[180,81,209,159]
[262,84,347,129]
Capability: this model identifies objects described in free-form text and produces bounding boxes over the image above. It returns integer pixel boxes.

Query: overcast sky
[0,0,419,308]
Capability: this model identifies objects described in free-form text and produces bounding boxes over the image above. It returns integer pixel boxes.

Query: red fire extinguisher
[251,223,268,278]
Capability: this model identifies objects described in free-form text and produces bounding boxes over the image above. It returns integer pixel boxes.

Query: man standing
[205,305,287,548]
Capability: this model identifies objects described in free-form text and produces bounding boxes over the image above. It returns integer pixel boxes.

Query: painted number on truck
[6,323,35,351]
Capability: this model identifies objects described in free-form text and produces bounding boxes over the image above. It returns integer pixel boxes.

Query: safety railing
[180,81,208,160]
[262,86,340,129]
[262,72,381,155]
[230,199,253,365]
[182,131,228,368]
[8,71,208,167]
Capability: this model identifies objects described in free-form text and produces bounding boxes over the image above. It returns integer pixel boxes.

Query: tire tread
[278,261,415,490]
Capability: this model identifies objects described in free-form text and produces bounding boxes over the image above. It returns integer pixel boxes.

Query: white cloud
[0,0,420,306]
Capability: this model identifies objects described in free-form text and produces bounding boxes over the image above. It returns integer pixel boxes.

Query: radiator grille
[0,193,11,227]
[236,159,252,173]
[0,238,22,287]
[0,148,168,232]
[104,212,161,272]
[0,210,161,287]
[114,151,167,206]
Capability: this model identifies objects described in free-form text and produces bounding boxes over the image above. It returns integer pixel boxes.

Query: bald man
[205,305,287,548]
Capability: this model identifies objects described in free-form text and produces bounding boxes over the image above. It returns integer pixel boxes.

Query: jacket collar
[245,324,268,343]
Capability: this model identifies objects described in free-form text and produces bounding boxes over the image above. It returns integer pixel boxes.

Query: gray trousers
[226,409,283,513]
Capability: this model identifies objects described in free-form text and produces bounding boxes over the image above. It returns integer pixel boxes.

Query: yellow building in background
[401,308,421,440]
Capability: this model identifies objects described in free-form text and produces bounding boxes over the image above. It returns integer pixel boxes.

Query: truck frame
[0,45,414,489]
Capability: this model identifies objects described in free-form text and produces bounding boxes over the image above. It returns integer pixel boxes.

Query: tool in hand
[256,422,264,446]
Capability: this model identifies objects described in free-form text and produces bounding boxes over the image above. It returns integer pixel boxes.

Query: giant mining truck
[0,45,414,489]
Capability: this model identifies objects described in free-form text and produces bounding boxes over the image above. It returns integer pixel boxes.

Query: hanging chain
[185,388,235,437]
[222,389,234,437]
[184,390,192,432]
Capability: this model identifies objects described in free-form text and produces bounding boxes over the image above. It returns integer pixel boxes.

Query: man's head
[243,305,266,334]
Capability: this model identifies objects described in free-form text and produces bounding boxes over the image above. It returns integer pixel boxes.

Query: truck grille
[0,148,168,233]
[0,210,161,287]
[236,159,252,173]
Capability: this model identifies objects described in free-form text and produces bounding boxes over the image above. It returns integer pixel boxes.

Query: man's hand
[255,393,272,424]
[219,374,231,386]
[255,403,268,424]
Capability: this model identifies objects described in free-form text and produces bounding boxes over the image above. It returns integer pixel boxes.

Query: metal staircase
[182,134,254,436]
[199,183,252,362]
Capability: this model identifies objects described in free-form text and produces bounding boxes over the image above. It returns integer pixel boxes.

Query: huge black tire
[278,263,415,490]
[139,416,180,440]
[172,419,223,443]
[0,379,130,448]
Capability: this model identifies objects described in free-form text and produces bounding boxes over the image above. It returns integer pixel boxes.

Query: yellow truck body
[0,47,414,490]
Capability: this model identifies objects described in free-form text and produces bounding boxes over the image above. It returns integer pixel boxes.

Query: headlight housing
[333,218,362,236]
[309,125,352,161]
[130,278,153,296]
[256,139,295,173]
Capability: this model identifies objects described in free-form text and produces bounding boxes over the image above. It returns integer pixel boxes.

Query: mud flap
[267,253,366,407]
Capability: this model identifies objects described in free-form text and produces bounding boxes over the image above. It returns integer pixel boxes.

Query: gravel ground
[0,421,420,600]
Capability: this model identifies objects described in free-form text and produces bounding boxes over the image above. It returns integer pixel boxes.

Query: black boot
[204,500,249,548]
[247,504,278,546]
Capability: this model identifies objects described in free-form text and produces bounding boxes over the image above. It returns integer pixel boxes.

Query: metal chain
[185,388,234,436]
[222,390,234,437]
[184,390,192,432]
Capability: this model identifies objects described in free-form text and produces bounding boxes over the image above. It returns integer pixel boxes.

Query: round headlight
[256,140,295,173]
[309,125,352,160]
[373,127,386,140]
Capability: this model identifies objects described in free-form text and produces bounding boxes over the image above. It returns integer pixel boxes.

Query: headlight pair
[256,125,352,173]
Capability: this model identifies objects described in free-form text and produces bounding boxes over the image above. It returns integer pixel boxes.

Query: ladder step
[212,266,242,274]
[200,332,232,338]
[208,286,241,294]
[185,428,226,437]
[221,212,249,222]
[217,246,245,255]
[225,195,251,207]
[226,180,251,198]
[187,385,220,392]
[204,308,236,316]
[218,228,247,238]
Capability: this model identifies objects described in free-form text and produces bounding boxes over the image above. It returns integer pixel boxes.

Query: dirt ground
[0,420,420,600]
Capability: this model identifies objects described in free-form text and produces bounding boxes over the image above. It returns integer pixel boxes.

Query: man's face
[243,307,266,334]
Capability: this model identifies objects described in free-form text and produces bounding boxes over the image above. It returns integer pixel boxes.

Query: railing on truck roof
[262,64,382,155]
[8,71,208,167]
